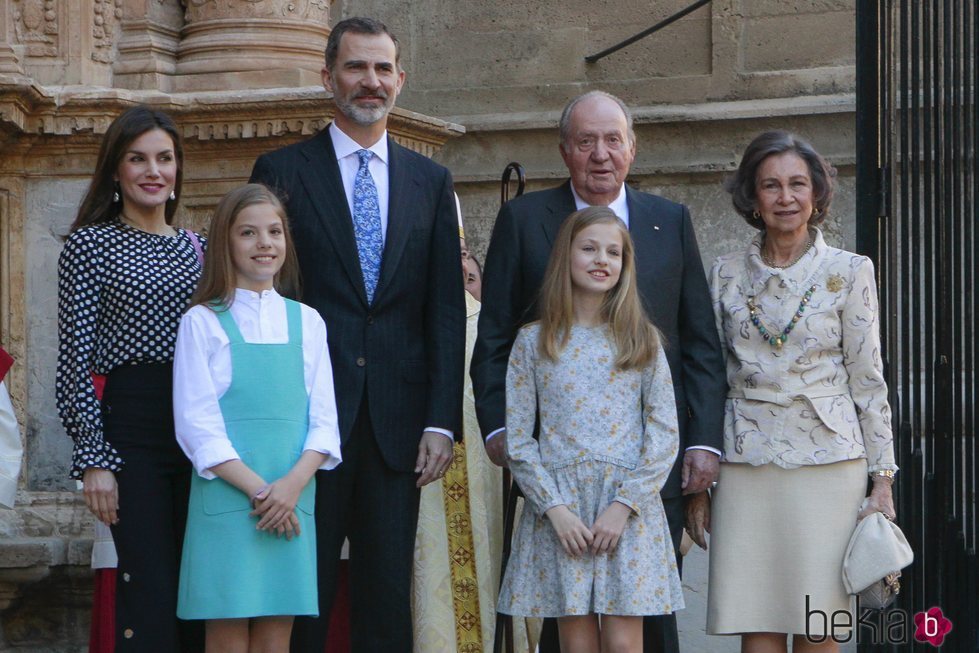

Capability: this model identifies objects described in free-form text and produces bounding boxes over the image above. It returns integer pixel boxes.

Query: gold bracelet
[871,469,896,484]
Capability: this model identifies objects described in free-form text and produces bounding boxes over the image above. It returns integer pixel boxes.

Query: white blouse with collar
[173,288,342,479]
[709,228,897,472]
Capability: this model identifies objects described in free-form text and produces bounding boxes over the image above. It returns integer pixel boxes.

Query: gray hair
[558,91,635,151]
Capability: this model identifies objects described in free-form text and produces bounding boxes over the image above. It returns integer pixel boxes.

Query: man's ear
[394,68,406,96]
[321,66,334,94]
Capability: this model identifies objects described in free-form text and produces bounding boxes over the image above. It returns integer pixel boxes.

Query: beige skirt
[707,459,867,637]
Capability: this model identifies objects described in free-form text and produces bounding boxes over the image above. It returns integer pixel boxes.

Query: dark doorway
[856,0,977,650]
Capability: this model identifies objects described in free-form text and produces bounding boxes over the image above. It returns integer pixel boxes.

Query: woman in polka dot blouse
[56,106,205,652]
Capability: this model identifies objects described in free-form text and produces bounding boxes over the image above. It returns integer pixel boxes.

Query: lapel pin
[653,225,660,230]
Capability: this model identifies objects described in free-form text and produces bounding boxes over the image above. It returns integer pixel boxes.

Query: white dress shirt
[329,122,454,442]
[570,182,630,226]
[173,288,343,479]
[330,122,390,241]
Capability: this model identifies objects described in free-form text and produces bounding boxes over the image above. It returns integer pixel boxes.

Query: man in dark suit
[470,91,727,652]
[250,17,464,653]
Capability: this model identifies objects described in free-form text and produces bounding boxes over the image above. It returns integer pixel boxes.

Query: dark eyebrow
[126,148,174,156]
[344,59,395,69]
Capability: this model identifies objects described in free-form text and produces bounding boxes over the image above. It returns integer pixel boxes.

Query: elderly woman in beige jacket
[687,131,897,653]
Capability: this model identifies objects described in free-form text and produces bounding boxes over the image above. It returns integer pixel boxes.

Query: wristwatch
[871,469,896,483]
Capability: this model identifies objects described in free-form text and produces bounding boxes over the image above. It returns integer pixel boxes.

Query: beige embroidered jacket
[709,229,897,472]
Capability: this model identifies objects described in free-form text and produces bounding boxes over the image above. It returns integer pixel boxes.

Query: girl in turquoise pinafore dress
[173,184,342,652]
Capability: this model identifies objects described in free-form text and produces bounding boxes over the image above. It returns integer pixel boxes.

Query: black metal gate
[856,0,977,650]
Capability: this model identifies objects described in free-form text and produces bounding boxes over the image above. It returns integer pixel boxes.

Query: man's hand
[685,491,711,550]
[484,430,508,467]
[681,449,720,495]
[415,430,453,487]
[545,505,593,557]
[83,468,119,526]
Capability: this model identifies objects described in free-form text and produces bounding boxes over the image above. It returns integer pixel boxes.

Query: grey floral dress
[497,324,684,617]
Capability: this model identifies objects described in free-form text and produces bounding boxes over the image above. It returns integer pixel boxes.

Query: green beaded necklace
[746,284,817,349]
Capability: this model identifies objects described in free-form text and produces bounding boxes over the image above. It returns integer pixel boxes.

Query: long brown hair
[69,106,184,233]
[190,184,301,310]
[537,206,660,370]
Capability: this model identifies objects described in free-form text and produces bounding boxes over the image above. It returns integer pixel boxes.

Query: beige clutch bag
[842,508,914,609]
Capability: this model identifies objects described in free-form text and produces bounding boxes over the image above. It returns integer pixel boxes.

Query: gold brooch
[826,274,845,292]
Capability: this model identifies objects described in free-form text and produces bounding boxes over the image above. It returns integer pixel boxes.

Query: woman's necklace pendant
[746,284,817,349]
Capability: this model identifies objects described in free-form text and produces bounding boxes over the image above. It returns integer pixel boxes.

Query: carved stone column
[0,0,24,74]
[174,0,331,92]
[112,0,184,90]
[8,0,116,86]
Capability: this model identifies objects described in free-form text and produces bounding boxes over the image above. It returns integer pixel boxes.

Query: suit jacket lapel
[547,184,661,276]
[375,138,414,301]
[541,181,577,246]
[297,129,368,306]
[626,186,660,281]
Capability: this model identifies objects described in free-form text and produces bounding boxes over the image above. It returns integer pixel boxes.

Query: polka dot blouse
[56,221,205,479]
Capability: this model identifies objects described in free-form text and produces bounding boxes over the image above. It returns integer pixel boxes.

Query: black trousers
[291,394,421,653]
[103,363,203,653]
[537,494,685,653]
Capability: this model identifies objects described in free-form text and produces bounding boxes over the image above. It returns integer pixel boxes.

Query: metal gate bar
[856,0,978,650]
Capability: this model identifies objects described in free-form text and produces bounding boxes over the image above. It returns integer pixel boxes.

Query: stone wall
[333,0,858,263]
[0,1,467,647]
[0,0,859,649]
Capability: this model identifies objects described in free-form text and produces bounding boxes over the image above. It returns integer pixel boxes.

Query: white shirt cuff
[685,445,722,457]
[485,427,506,442]
[303,427,342,471]
[425,427,454,441]
[193,440,241,480]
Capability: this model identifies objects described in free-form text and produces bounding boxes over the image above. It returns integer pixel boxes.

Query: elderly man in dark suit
[471,90,727,653]
[250,17,464,653]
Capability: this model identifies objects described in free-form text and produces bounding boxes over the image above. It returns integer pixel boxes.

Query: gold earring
[752,210,761,221]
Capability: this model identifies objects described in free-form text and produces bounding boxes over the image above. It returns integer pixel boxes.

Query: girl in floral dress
[498,206,684,653]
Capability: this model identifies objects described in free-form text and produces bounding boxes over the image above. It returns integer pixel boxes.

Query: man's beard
[334,92,395,126]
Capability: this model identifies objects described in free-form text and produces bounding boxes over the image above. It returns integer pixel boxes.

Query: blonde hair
[537,206,660,369]
[191,184,301,310]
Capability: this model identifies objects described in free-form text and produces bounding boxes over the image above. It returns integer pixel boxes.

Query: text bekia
[805,595,909,645]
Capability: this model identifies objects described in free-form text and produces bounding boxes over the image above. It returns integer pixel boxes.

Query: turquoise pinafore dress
[177,300,318,619]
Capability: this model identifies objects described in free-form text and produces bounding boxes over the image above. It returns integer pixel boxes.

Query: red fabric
[0,347,12,382]
[91,373,107,402]
[324,560,351,653]
[88,373,112,651]
[89,568,116,653]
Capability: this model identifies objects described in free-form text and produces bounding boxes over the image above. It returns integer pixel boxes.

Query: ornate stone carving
[183,0,328,22]
[92,0,123,63]
[12,0,58,57]
[176,0,332,89]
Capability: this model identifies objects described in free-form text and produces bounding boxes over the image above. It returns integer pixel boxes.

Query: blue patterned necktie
[353,149,383,303]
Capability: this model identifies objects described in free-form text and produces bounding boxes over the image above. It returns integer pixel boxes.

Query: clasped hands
[249,474,304,540]
[545,502,633,557]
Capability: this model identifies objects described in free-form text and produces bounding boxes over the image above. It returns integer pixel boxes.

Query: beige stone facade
[0,0,857,649]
